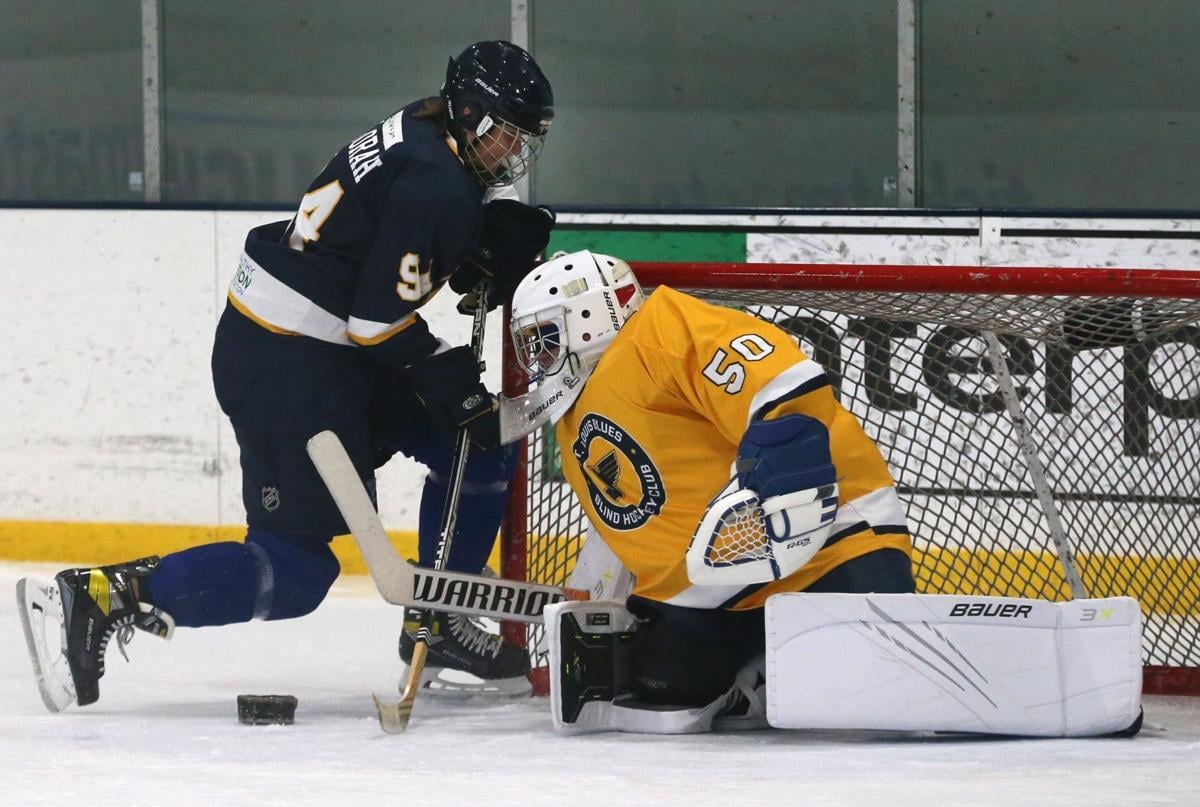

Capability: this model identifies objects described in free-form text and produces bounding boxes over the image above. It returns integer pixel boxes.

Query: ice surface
[2,562,1198,807]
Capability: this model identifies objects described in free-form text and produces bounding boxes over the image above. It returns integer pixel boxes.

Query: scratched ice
[2,562,1197,807]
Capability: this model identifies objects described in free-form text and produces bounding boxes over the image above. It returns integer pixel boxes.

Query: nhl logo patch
[261,486,281,512]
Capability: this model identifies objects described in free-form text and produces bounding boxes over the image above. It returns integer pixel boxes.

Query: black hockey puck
[237,694,298,725]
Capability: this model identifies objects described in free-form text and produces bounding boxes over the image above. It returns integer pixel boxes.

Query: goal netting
[501,262,1200,695]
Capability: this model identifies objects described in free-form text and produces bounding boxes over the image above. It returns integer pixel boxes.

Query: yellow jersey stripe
[347,313,419,345]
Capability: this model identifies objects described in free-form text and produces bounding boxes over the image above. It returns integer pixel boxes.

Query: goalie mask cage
[501,262,1200,696]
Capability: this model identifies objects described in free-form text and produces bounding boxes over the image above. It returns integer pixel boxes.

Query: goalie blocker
[548,593,1143,737]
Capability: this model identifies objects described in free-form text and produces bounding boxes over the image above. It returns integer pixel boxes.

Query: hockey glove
[404,346,501,450]
[452,200,556,312]
[686,414,839,585]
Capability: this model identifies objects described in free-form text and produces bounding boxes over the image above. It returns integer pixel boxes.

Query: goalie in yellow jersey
[507,250,917,733]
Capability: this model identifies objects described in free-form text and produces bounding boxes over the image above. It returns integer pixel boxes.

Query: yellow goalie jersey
[555,286,912,610]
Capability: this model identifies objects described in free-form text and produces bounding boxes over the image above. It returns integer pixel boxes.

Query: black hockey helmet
[442,41,554,186]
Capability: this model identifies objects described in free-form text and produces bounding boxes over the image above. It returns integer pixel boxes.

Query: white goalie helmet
[510,250,645,381]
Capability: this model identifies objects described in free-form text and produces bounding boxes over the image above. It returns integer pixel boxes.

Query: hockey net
[501,262,1200,696]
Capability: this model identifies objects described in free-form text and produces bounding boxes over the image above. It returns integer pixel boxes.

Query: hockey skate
[399,607,531,696]
[16,557,175,712]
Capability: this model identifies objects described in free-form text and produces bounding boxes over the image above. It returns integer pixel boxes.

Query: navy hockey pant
[141,305,515,627]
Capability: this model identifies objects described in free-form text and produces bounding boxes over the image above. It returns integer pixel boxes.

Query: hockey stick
[307,287,583,732]
[389,289,489,732]
[306,430,582,621]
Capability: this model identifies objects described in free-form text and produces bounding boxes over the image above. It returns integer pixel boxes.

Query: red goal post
[501,261,1200,696]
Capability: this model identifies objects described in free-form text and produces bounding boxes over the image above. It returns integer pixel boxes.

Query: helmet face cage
[512,308,567,380]
[443,41,553,188]
[461,115,546,187]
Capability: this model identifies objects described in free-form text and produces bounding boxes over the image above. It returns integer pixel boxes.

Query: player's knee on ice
[246,529,340,620]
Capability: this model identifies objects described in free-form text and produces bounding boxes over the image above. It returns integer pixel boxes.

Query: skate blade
[409,665,532,699]
[15,578,77,713]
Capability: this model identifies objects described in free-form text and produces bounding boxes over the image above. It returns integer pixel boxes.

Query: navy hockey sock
[416,442,517,573]
[142,531,340,626]
[142,542,260,627]
[417,474,510,573]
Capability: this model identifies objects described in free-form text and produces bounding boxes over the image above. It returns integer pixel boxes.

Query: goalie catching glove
[687,414,839,586]
[451,200,556,312]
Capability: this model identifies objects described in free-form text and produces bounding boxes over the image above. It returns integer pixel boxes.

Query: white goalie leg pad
[533,529,635,661]
[765,593,1142,738]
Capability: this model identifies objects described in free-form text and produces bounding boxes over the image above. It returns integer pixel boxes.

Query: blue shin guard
[417,442,518,573]
[142,542,261,627]
[143,530,339,627]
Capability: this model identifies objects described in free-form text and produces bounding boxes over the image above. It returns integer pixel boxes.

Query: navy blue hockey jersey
[226,100,484,369]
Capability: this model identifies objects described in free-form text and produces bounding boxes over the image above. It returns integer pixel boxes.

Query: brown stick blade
[374,641,429,734]
[373,692,415,734]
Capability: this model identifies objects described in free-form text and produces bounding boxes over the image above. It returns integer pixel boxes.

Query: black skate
[399,607,531,696]
[16,556,175,711]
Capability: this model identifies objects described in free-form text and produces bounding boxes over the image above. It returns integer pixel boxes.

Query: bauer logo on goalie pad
[949,602,1033,619]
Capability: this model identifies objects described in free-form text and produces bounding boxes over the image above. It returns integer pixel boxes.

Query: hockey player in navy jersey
[17,41,554,712]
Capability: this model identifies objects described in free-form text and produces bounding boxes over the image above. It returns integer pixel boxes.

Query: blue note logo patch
[573,414,665,531]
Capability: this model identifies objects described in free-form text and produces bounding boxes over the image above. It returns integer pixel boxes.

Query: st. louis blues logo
[573,413,666,531]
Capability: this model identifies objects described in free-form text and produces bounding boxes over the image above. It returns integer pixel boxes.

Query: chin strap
[498,359,592,444]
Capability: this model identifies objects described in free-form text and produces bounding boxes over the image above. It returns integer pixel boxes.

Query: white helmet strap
[474,113,495,137]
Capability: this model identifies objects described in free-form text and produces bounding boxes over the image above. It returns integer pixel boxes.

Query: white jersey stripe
[228,252,352,345]
[746,358,828,425]
[827,486,908,536]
